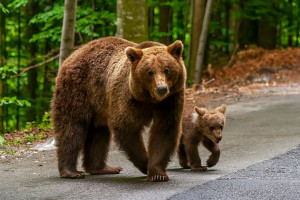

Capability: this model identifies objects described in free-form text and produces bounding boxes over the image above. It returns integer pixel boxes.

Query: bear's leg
[184,141,207,171]
[83,126,122,175]
[202,138,220,167]
[178,139,190,169]
[113,126,148,175]
[56,123,87,179]
[147,93,184,182]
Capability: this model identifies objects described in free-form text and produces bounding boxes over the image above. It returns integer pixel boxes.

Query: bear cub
[178,104,226,171]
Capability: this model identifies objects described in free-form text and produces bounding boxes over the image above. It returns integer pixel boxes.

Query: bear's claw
[147,174,169,182]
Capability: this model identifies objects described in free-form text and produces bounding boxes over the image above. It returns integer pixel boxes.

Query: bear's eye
[209,125,214,131]
[147,70,154,76]
[164,68,170,75]
[220,125,224,130]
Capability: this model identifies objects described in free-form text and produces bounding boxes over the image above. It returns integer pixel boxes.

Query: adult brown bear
[51,37,186,182]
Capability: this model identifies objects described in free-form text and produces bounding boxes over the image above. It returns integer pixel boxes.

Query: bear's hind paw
[191,166,207,171]
[87,165,122,175]
[60,170,85,179]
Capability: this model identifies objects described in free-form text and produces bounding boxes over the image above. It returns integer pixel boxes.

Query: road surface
[0,93,299,199]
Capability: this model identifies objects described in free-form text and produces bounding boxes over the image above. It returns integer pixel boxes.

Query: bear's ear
[217,104,227,114]
[167,40,183,59]
[195,106,206,117]
[125,47,143,63]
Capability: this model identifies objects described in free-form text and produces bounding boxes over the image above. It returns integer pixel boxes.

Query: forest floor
[1,47,300,159]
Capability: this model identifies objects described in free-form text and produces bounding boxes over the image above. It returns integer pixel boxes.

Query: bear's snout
[216,136,222,142]
[156,85,168,96]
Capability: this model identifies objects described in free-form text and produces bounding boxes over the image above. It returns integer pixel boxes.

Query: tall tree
[0,4,7,133]
[159,0,172,45]
[59,0,77,68]
[258,1,277,49]
[16,7,21,130]
[26,0,38,122]
[116,0,148,43]
[297,0,300,46]
[288,0,293,46]
[194,0,213,84]
[187,0,206,82]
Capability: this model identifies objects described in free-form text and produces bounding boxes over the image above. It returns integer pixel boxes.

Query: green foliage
[38,112,52,131]
[0,135,15,155]
[0,3,9,13]
[8,0,30,9]
[0,97,31,107]
[0,64,18,79]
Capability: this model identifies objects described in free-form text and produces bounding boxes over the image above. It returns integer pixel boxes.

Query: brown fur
[178,104,226,171]
[51,37,186,182]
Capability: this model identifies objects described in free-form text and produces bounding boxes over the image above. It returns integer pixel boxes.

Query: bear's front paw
[147,174,169,182]
[191,166,207,171]
[60,170,85,179]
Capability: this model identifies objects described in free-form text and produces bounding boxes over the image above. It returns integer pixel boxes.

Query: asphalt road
[0,93,299,200]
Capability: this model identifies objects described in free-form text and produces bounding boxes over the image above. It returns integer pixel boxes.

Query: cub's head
[192,104,227,143]
[125,41,186,102]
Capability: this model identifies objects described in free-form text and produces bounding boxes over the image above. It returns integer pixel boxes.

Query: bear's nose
[156,85,168,96]
[217,136,222,142]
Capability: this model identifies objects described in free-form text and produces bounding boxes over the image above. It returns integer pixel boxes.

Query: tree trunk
[296,0,300,46]
[239,18,258,49]
[194,0,213,84]
[258,17,277,49]
[288,0,293,46]
[27,1,38,122]
[230,2,240,51]
[187,0,206,82]
[159,0,172,45]
[116,0,148,43]
[258,1,277,49]
[16,8,21,130]
[0,6,6,133]
[59,0,77,68]
[148,6,154,40]
[225,0,230,54]
[42,40,52,112]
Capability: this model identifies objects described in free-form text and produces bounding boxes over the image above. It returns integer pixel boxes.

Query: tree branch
[11,54,59,78]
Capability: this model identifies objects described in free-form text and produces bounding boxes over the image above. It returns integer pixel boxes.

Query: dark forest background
[0,0,299,134]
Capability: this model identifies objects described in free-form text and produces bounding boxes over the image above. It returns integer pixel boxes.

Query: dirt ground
[1,47,300,159]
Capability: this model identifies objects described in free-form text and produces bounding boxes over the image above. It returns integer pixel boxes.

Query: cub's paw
[60,170,85,179]
[191,166,207,171]
[206,158,218,167]
[147,174,169,182]
[86,165,122,175]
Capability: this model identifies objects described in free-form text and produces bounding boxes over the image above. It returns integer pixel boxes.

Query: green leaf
[0,135,5,145]
[8,0,29,9]
[0,3,9,13]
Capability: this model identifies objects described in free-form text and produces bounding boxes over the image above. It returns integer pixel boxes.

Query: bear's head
[125,41,186,103]
[192,104,227,143]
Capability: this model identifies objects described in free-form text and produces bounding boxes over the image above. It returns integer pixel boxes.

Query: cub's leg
[56,123,87,179]
[184,139,207,171]
[83,126,122,175]
[147,93,184,182]
[113,125,148,175]
[178,138,190,169]
[202,137,220,167]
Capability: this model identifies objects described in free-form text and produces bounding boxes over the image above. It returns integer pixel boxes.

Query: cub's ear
[217,104,227,114]
[167,40,183,59]
[195,106,207,117]
[125,47,143,63]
